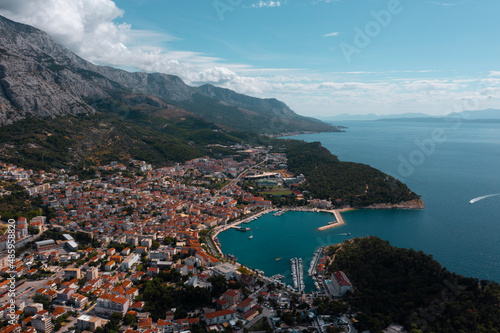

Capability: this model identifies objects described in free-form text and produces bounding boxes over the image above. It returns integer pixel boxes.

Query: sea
[218,120,500,291]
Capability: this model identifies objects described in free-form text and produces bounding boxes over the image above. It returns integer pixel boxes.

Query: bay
[218,120,500,287]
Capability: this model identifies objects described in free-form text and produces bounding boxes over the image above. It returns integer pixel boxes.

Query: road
[210,152,269,205]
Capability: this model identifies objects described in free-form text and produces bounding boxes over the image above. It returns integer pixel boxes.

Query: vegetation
[327,237,500,333]
[283,140,419,207]
[0,181,45,221]
[142,275,212,320]
[0,111,239,173]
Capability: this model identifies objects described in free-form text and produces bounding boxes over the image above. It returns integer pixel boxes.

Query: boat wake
[469,193,500,204]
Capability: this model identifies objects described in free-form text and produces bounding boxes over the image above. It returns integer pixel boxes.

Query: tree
[151,240,160,250]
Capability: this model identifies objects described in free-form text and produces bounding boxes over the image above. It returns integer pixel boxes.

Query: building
[95,293,129,317]
[384,324,407,333]
[86,267,99,281]
[64,268,81,280]
[0,324,21,333]
[31,311,53,333]
[35,240,56,251]
[211,263,237,280]
[120,253,140,271]
[24,304,44,316]
[64,241,78,252]
[202,309,236,325]
[328,271,352,297]
[77,315,106,332]
[221,289,242,307]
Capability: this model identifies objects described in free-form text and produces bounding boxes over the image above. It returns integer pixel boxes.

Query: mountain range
[321,109,500,122]
[0,14,335,135]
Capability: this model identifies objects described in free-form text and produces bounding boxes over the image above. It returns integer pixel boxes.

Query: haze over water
[219,120,500,287]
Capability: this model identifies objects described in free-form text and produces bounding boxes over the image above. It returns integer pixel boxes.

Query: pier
[317,209,349,231]
[290,257,305,293]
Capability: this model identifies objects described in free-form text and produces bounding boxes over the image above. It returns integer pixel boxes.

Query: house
[64,268,81,280]
[202,310,236,325]
[130,301,145,312]
[77,315,106,332]
[104,261,116,271]
[175,318,199,331]
[72,294,88,310]
[236,297,254,313]
[50,307,66,321]
[138,318,152,330]
[156,319,174,333]
[221,289,242,307]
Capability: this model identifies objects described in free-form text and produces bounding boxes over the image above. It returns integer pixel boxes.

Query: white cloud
[250,1,282,8]
[323,32,341,37]
[0,0,242,87]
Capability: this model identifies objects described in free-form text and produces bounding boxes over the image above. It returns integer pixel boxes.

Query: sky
[1,0,500,118]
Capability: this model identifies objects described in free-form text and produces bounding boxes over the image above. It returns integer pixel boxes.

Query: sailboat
[248,229,253,239]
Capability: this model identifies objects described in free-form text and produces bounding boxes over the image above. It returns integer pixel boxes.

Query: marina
[308,246,324,277]
[273,210,286,217]
[290,257,305,293]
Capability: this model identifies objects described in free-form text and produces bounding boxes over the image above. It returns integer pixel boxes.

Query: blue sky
[1,0,500,117]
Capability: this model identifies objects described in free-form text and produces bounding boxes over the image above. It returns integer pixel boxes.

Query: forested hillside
[328,237,500,332]
[284,140,419,206]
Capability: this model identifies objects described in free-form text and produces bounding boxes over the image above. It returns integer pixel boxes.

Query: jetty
[290,257,305,293]
[317,209,347,230]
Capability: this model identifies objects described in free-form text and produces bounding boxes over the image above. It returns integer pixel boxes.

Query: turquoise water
[218,121,500,286]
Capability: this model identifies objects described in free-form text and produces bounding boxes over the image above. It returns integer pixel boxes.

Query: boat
[346,232,351,235]
[248,235,253,239]
[276,258,281,261]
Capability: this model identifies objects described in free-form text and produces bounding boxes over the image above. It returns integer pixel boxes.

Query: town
[0,145,359,333]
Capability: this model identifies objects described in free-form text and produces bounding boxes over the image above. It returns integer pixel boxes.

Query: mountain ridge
[0,14,336,134]
[320,109,500,122]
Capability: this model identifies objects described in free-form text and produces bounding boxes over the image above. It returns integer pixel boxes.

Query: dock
[317,209,346,231]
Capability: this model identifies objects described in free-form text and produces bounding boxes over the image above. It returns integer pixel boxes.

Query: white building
[211,263,237,280]
[120,253,140,271]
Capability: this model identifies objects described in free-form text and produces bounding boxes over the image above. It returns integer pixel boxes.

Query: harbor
[216,209,353,292]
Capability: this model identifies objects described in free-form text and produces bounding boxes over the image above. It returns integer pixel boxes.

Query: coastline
[364,198,425,210]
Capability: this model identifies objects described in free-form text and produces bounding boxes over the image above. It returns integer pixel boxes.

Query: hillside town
[0,145,357,333]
